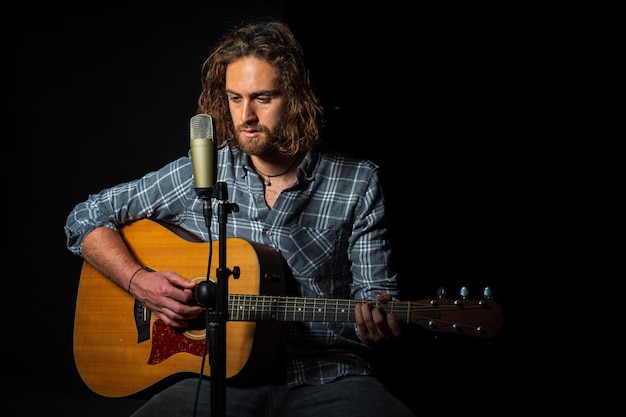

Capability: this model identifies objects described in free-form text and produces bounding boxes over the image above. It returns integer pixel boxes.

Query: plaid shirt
[65,146,399,388]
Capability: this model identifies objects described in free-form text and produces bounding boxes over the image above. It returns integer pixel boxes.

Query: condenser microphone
[190,114,217,199]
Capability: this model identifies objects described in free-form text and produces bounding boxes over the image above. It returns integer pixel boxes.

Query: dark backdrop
[10,2,514,415]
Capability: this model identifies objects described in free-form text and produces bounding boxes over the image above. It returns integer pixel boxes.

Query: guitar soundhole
[188,313,207,330]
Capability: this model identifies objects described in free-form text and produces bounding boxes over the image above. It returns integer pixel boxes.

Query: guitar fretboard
[228,294,411,323]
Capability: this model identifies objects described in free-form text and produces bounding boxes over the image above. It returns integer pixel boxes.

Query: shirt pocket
[280,225,343,280]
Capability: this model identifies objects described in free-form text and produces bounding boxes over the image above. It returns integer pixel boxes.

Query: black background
[10,2,517,415]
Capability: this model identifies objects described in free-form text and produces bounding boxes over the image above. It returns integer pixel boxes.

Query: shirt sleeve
[64,155,195,255]
[348,162,400,302]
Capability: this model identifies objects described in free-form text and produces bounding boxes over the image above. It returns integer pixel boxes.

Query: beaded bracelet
[128,267,144,293]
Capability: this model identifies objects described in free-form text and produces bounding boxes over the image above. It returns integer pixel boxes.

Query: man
[65,19,415,417]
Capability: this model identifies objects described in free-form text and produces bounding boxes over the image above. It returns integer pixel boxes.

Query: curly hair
[197,20,325,156]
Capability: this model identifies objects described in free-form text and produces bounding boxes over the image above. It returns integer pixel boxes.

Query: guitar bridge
[134,299,152,343]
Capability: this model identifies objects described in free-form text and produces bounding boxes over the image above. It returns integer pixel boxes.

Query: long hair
[197,20,324,156]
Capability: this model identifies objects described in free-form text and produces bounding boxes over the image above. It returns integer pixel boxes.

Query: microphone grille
[190,114,214,140]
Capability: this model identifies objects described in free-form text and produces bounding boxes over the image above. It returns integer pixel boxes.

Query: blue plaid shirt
[65,146,399,388]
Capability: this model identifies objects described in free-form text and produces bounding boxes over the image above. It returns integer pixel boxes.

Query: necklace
[254,157,299,186]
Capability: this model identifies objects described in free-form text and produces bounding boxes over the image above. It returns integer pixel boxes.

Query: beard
[234,121,288,157]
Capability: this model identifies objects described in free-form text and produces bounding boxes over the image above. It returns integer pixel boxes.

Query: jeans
[131,375,416,417]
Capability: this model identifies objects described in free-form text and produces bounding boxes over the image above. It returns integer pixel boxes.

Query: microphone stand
[195,182,239,417]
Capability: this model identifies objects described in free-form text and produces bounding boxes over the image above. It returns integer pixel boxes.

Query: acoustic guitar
[73,219,503,397]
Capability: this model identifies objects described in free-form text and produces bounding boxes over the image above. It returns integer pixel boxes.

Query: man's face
[225,56,286,156]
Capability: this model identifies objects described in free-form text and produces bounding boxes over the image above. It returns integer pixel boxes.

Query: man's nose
[241,101,258,123]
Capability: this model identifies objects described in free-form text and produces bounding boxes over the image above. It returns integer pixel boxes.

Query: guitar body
[73,219,285,398]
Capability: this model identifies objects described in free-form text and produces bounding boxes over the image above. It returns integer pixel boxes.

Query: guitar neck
[229,294,410,323]
[226,294,502,339]
[227,294,407,323]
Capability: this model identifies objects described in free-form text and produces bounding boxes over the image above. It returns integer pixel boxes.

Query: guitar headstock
[409,287,504,339]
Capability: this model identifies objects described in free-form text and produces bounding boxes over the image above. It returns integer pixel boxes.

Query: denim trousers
[130,375,416,417]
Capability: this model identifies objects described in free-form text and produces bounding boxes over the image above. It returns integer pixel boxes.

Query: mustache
[237,123,269,134]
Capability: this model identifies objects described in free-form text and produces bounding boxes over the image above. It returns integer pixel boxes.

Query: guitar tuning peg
[483,286,494,298]
[436,287,446,298]
[460,286,469,298]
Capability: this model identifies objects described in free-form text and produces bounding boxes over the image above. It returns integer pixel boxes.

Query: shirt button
[265,230,272,236]
[254,193,261,200]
